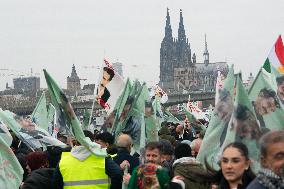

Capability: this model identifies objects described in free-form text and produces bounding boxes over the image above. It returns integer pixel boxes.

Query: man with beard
[247,130,284,189]
[123,142,170,189]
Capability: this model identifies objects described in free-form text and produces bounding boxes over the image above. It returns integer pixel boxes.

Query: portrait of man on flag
[95,59,125,111]
[96,66,115,108]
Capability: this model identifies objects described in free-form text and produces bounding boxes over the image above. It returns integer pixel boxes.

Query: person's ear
[260,155,268,168]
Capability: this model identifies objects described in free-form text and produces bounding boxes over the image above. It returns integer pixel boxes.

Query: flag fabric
[47,103,57,137]
[222,75,262,172]
[82,109,91,130]
[108,78,132,134]
[0,109,67,151]
[0,119,13,146]
[43,69,107,157]
[265,35,284,74]
[150,85,168,104]
[145,99,160,142]
[215,67,226,106]
[129,82,148,151]
[248,64,284,131]
[183,105,206,132]
[162,109,181,124]
[44,70,71,136]
[183,105,195,123]
[144,115,159,142]
[94,59,125,111]
[0,130,24,188]
[186,101,208,121]
[114,81,148,153]
[197,65,235,169]
[31,92,49,132]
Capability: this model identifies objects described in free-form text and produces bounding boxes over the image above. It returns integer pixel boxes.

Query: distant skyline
[0,0,283,90]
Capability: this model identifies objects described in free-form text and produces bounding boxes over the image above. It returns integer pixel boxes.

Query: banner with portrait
[248,63,284,131]
[94,59,125,112]
[222,75,262,172]
[0,110,66,151]
[197,65,235,170]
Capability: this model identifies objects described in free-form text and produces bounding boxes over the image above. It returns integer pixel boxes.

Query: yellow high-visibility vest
[59,152,109,189]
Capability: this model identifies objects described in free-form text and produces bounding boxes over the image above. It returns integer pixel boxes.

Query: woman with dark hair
[208,142,255,189]
[21,151,54,189]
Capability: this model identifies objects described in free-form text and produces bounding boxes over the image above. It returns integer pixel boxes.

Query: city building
[159,9,228,91]
[13,76,40,96]
[67,64,81,95]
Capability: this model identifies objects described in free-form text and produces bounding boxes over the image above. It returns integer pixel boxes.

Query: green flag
[163,108,181,124]
[222,75,262,172]
[0,109,66,151]
[43,70,70,136]
[145,100,160,142]
[0,132,24,188]
[43,69,107,157]
[111,78,132,134]
[0,119,13,146]
[31,91,49,131]
[248,64,284,131]
[116,81,148,152]
[82,109,91,130]
[197,65,235,169]
[182,105,206,132]
[47,103,56,136]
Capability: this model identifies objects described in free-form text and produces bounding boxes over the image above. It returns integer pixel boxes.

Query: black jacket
[22,168,54,189]
[113,147,140,174]
[246,178,268,189]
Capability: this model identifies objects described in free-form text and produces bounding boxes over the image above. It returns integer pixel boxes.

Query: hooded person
[52,130,122,189]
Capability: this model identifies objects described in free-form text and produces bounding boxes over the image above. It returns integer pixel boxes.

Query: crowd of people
[10,116,284,189]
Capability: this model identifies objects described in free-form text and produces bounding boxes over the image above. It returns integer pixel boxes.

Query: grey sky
[0,0,283,90]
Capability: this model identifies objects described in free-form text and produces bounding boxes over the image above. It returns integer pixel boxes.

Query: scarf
[257,168,284,189]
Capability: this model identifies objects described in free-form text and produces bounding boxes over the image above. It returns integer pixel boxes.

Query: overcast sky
[0,0,283,90]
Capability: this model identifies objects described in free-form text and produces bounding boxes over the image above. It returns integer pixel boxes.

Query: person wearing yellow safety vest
[52,130,122,189]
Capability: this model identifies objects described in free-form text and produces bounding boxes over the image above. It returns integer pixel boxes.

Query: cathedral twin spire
[178,9,186,42]
[165,8,186,42]
[165,8,173,41]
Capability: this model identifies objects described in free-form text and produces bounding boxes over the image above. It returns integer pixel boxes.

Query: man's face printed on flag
[100,67,115,87]
[231,104,261,141]
[254,88,279,116]
[214,89,233,123]
[101,70,111,87]
[17,117,36,132]
[276,76,284,102]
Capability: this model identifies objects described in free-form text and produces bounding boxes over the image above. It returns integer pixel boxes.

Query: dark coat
[22,168,54,189]
[46,146,71,168]
[159,126,177,146]
[173,130,194,142]
[246,178,268,189]
[113,147,139,174]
